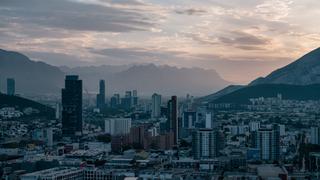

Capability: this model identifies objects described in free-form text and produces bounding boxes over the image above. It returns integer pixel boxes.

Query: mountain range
[205,47,320,104]
[250,47,320,85]
[0,49,229,96]
[0,49,64,95]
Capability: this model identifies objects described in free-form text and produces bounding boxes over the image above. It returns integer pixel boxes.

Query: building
[253,124,280,162]
[31,128,53,147]
[96,80,106,109]
[192,129,221,160]
[279,124,285,136]
[205,113,213,129]
[182,111,196,129]
[132,90,138,106]
[121,91,133,109]
[20,167,83,180]
[62,75,83,137]
[105,118,132,136]
[180,111,197,138]
[151,93,161,118]
[130,125,147,149]
[55,102,61,120]
[311,126,320,145]
[6,78,15,95]
[46,128,53,147]
[167,96,178,145]
[110,94,120,108]
[249,122,260,132]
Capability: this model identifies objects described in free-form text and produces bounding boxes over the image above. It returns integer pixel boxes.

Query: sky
[0,0,319,84]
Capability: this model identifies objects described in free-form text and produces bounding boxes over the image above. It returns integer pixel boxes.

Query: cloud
[175,8,207,16]
[255,0,293,21]
[0,0,158,32]
[0,0,319,85]
[218,31,272,50]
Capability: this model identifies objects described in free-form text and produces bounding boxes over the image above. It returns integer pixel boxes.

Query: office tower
[62,75,83,137]
[133,90,138,106]
[192,129,221,160]
[6,78,15,95]
[105,118,132,135]
[125,91,132,98]
[167,96,178,145]
[253,124,280,162]
[110,96,117,108]
[151,93,162,118]
[110,94,120,108]
[114,94,120,104]
[121,91,132,109]
[96,80,106,109]
[180,111,197,138]
[133,90,137,97]
[311,127,320,145]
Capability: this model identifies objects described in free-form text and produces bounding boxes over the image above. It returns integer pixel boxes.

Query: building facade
[151,93,161,118]
[62,75,83,137]
[105,118,132,136]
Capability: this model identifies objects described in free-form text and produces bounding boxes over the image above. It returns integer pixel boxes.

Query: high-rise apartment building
[167,96,178,145]
[96,80,106,109]
[151,93,161,118]
[105,118,132,136]
[311,126,320,145]
[253,124,280,162]
[192,129,222,160]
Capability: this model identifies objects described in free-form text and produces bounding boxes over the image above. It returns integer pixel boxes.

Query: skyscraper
[167,96,178,145]
[121,91,132,109]
[132,90,138,106]
[180,111,197,138]
[253,124,280,162]
[7,78,15,96]
[96,80,106,109]
[192,129,221,160]
[311,127,320,145]
[151,93,161,118]
[62,75,83,137]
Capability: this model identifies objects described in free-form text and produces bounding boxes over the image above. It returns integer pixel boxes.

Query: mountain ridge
[0,49,229,96]
[250,47,320,85]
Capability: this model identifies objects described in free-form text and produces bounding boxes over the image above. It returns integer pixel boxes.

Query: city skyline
[1,0,320,83]
[2,1,320,179]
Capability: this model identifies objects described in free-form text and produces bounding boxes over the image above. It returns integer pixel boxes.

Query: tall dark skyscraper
[96,80,106,109]
[167,96,178,145]
[62,75,83,137]
[7,78,15,96]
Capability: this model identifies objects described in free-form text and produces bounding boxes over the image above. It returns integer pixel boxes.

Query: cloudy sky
[0,0,319,84]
